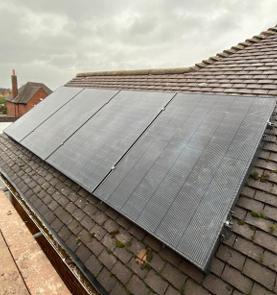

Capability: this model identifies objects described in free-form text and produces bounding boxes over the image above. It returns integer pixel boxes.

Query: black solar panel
[20,88,118,159]
[4,86,83,142]
[47,90,174,192]
[94,93,276,271]
[4,86,275,271]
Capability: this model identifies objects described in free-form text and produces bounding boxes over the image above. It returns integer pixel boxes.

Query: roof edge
[76,24,277,77]
[76,67,197,77]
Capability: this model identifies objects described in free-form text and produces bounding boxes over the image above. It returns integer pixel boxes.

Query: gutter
[0,172,109,295]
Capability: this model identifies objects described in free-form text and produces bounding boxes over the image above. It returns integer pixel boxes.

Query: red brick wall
[7,88,49,118]
[6,101,16,117]
[18,88,48,117]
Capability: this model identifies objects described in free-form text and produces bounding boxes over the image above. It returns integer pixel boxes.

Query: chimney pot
[11,70,18,99]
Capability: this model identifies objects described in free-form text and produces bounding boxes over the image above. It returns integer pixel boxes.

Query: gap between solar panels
[4,87,276,271]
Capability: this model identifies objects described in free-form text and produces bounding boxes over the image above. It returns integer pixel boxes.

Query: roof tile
[221,265,252,294]
[184,279,212,295]
[96,267,118,293]
[127,275,149,295]
[243,258,276,289]
[162,262,187,290]
[144,269,169,294]
[203,273,233,295]
[253,230,277,253]
[233,236,263,261]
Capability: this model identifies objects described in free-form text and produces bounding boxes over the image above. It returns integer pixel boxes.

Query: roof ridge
[76,24,277,77]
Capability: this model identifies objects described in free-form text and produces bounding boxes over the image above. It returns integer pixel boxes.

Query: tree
[0,96,7,114]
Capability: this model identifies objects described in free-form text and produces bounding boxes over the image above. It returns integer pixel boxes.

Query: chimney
[11,69,18,99]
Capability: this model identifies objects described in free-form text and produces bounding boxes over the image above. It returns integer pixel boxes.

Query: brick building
[0,88,10,97]
[6,73,52,118]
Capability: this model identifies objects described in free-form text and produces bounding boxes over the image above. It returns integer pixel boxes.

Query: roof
[0,88,10,94]
[67,28,277,98]
[5,87,275,272]
[1,24,277,295]
[6,82,52,104]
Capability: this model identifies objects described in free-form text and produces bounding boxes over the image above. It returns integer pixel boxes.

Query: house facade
[6,73,52,118]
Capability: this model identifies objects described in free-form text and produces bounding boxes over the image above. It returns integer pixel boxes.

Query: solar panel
[94,93,276,271]
[47,90,174,192]
[20,88,118,159]
[4,86,83,142]
[4,86,275,271]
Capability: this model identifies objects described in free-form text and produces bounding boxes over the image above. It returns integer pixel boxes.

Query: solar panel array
[4,87,276,271]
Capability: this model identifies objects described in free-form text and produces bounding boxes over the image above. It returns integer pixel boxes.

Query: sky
[1,0,277,91]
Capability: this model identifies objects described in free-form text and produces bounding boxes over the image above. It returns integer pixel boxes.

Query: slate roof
[1,25,277,295]
[6,82,52,104]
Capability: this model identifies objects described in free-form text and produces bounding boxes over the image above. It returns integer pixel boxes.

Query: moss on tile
[146,248,153,262]
[125,240,132,247]
[259,254,264,264]
[269,224,275,234]
[250,211,267,219]
[116,239,124,248]
[106,247,112,255]
[250,171,259,180]
[110,230,119,236]
[141,262,151,270]
[180,282,186,294]
[154,270,166,281]
[237,219,245,226]
[251,211,261,218]
[249,225,256,231]
[88,232,95,238]
[260,174,270,182]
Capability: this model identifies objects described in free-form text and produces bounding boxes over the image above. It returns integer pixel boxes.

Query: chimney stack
[11,69,18,99]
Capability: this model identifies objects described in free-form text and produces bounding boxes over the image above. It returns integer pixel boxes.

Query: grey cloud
[1,0,277,90]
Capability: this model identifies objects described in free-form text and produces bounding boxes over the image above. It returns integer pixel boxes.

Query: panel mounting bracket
[266,121,274,130]
[220,215,233,241]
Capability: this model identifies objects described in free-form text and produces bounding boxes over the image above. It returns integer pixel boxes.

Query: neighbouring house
[1,25,277,295]
[0,88,11,97]
[6,72,52,118]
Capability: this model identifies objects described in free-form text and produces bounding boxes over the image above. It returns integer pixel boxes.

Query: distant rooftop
[6,82,52,104]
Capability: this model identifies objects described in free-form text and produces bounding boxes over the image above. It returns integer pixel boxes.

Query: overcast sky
[1,0,277,91]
